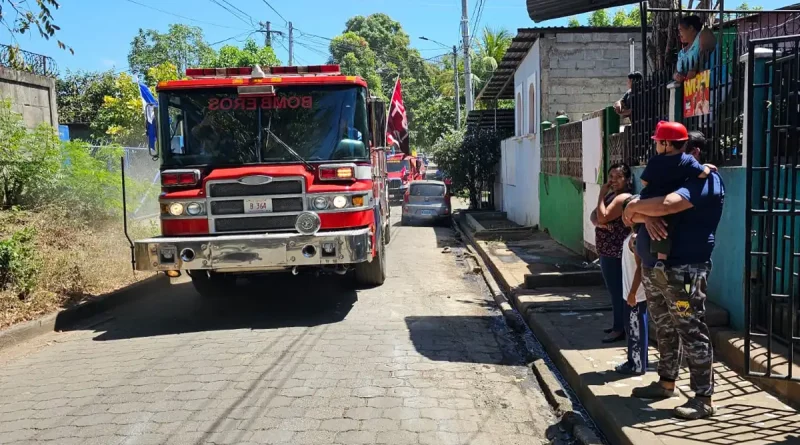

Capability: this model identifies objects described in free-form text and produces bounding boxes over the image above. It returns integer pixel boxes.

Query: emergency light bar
[185,65,341,78]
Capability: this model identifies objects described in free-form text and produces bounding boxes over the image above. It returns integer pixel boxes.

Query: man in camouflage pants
[623,131,724,420]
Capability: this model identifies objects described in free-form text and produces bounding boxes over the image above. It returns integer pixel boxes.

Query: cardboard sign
[683,71,710,118]
[208,95,313,111]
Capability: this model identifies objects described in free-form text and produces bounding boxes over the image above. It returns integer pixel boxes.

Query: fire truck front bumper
[133,228,371,272]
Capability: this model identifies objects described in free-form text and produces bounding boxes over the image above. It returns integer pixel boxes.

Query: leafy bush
[0,101,61,208]
[433,128,503,209]
[0,226,40,298]
[57,141,127,218]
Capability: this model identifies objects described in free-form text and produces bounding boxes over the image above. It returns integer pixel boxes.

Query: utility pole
[288,22,294,66]
[461,0,473,112]
[453,45,461,129]
[258,22,282,47]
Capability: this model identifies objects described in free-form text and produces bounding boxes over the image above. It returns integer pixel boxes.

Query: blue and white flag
[138,83,158,150]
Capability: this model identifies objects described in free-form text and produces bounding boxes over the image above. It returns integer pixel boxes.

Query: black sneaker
[631,381,675,399]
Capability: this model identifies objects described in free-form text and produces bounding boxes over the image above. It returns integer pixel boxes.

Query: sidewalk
[456,211,800,445]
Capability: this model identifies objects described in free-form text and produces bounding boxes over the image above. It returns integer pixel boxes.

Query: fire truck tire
[383,222,391,244]
[354,232,386,287]
[189,271,236,298]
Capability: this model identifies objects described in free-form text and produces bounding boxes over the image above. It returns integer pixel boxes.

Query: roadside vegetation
[0,101,157,329]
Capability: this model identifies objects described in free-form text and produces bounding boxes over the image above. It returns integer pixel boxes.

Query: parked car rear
[401,180,451,226]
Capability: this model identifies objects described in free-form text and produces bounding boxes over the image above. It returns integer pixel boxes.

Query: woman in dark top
[591,163,634,343]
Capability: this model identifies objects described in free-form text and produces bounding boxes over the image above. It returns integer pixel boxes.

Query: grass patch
[0,209,158,330]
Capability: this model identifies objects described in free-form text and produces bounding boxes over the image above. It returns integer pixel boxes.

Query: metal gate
[744,35,800,380]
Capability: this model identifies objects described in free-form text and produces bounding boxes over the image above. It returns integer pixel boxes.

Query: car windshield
[411,184,445,196]
[387,160,409,173]
[159,85,369,167]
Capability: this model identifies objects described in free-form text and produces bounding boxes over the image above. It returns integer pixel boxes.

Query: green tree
[568,17,581,27]
[56,70,117,124]
[477,27,512,72]
[127,24,214,80]
[203,38,281,69]
[0,101,61,208]
[588,9,612,26]
[329,32,383,95]
[145,61,181,87]
[412,96,458,152]
[432,128,503,208]
[92,73,147,146]
[0,0,71,54]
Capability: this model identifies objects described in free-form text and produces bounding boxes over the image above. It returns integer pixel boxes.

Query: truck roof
[157,65,368,91]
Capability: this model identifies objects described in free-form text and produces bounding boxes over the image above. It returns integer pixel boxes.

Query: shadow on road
[405,315,535,366]
[61,274,357,342]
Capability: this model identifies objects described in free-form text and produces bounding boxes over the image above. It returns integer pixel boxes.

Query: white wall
[499,40,541,227]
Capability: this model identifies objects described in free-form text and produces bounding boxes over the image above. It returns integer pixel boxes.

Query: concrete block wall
[539,31,642,123]
[0,67,58,129]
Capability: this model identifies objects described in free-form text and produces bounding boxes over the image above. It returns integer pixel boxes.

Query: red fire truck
[386,153,422,201]
[128,65,391,296]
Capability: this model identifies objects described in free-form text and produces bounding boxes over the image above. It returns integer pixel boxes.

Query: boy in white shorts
[615,229,649,375]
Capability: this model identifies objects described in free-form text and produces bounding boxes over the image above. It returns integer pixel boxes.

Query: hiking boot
[673,398,717,420]
[631,381,675,399]
[614,362,645,376]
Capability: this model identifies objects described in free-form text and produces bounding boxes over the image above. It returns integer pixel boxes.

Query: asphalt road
[0,206,563,445]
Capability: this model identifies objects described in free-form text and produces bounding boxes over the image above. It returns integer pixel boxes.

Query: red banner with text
[386,79,410,155]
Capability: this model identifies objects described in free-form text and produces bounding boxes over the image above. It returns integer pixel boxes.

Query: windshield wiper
[263,127,315,172]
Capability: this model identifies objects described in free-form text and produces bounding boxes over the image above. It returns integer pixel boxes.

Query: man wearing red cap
[623,123,724,420]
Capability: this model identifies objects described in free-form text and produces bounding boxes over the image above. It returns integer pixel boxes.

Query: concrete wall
[539,173,584,254]
[0,67,58,129]
[631,165,745,330]
[539,31,642,123]
[499,39,541,228]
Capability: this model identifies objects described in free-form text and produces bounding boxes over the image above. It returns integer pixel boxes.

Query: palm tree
[476,27,512,72]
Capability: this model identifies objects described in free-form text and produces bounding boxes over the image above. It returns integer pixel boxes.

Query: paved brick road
[0,208,559,445]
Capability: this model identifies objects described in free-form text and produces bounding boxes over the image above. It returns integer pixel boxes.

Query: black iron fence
[0,43,58,77]
[628,8,800,167]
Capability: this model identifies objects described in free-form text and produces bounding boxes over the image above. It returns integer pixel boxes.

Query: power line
[207,0,251,26]
[218,0,255,26]
[260,0,289,25]
[209,31,256,46]
[121,0,248,30]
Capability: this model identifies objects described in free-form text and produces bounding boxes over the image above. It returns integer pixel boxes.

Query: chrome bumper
[134,228,371,272]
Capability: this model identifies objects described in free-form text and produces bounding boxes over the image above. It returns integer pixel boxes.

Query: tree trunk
[648,0,681,71]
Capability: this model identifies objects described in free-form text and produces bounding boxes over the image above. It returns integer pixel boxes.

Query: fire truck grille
[209,180,302,197]
[210,198,303,215]
[214,215,298,233]
[389,179,402,190]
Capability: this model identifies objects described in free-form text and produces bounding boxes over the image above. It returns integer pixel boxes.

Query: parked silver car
[401,180,451,225]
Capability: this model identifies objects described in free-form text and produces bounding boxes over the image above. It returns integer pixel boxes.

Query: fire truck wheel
[383,222,391,244]
[189,271,236,298]
[354,232,386,287]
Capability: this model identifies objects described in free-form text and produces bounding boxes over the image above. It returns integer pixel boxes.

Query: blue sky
[0,0,782,74]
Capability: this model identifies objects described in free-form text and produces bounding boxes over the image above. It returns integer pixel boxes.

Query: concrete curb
[0,274,166,352]
[451,214,603,445]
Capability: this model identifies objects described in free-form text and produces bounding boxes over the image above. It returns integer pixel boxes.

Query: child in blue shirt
[639,128,714,278]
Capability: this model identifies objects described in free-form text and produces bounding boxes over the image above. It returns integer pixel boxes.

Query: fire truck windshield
[387,160,410,173]
[159,85,369,167]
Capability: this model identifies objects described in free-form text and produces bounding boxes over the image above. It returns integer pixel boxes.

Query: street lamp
[419,37,461,129]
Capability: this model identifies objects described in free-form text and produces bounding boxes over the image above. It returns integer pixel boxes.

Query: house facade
[478,27,641,239]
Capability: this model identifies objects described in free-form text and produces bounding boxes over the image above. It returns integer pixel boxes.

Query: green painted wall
[539,173,584,254]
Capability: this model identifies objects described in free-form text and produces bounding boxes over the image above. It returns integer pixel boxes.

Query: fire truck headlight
[332,195,348,209]
[312,196,329,210]
[168,202,185,216]
[185,202,203,216]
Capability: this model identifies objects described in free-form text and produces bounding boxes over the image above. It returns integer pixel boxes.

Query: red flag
[386,78,409,155]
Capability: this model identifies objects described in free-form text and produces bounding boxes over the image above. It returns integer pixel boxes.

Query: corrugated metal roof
[527,0,638,22]
[476,26,640,102]
[466,109,515,132]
